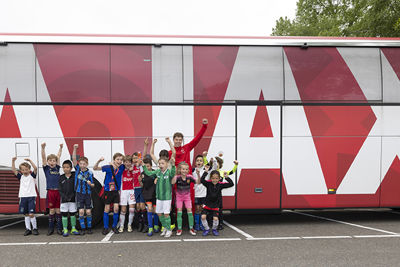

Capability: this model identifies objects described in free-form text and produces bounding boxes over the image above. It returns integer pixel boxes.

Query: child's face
[63,164,72,174]
[158,159,167,171]
[195,157,204,168]
[78,160,88,171]
[132,155,139,164]
[145,163,152,170]
[211,174,220,185]
[47,158,57,168]
[124,160,132,169]
[173,137,183,147]
[114,156,123,167]
[180,165,189,176]
[20,165,31,176]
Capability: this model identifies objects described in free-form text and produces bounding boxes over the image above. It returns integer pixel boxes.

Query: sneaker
[57,228,63,235]
[147,228,153,237]
[118,226,124,233]
[212,229,219,236]
[24,229,32,236]
[86,228,93,235]
[32,229,39,235]
[112,227,119,234]
[71,228,80,235]
[171,224,176,231]
[217,224,224,231]
[80,229,86,236]
[160,226,165,233]
[154,225,160,233]
[202,229,210,236]
[160,228,167,236]
[176,229,182,236]
[47,228,54,236]
[165,230,172,238]
[137,223,144,232]
[194,224,200,231]
[189,228,197,236]
[63,229,69,237]
[102,228,110,235]
[127,225,133,233]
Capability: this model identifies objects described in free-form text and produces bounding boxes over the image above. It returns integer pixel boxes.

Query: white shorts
[120,189,136,206]
[60,202,77,213]
[156,199,172,215]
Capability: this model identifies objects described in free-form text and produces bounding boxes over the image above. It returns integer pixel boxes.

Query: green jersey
[143,165,176,201]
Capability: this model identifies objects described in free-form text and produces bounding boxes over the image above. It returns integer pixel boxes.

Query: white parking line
[0,242,47,246]
[183,238,241,242]
[0,220,24,230]
[223,220,254,239]
[302,235,352,239]
[289,210,398,235]
[101,231,114,242]
[353,234,400,238]
[114,240,181,243]
[248,237,301,240]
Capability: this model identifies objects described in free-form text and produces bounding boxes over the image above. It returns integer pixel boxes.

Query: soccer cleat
[80,229,86,236]
[200,224,204,231]
[112,227,119,234]
[160,228,167,236]
[118,226,124,233]
[189,228,197,236]
[32,229,39,235]
[212,229,219,236]
[176,229,182,236]
[137,222,144,232]
[71,228,80,235]
[47,228,54,236]
[202,229,210,236]
[165,230,172,238]
[102,228,110,235]
[86,228,93,235]
[154,225,160,233]
[194,224,200,231]
[171,224,176,231]
[147,228,153,237]
[63,229,69,237]
[24,229,32,236]
[160,226,165,233]
[57,228,63,235]
[127,225,133,232]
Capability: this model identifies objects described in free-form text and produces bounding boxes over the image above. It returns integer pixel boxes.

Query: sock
[70,215,76,228]
[159,215,165,228]
[143,210,148,225]
[79,216,86,229]
[134,210,139,226]
[138,211,143,224]
[212,219,219,230]
[147,212,153,228]
[177,211,183,230]
[103,212,109,229]
[201,218,209,230]
[30,217,37,229]
[154,213,159,227]
[62,216,68,230]
[194,213,200,226]
[112,212,119,228]
[49,214,55,229]
[56,214,62,230]
[119,212,126,227]
[128,208,135,225]
[87,215,92,229]
[188,212,194,229]
[165,216,171,231]
[25,217,31,230]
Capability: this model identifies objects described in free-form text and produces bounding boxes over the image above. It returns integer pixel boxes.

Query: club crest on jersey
[181,149,185,153]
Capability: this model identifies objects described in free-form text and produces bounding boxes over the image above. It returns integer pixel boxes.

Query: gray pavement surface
[1,209,400,266]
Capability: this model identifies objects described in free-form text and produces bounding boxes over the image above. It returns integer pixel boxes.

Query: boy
[59,159,79,237]
[132,152,146,232]
[41,142,63,235]
[72,144,95,235]
[12,157,39,236]
[118,155,136,233]
[200,168,234,236]
[141,157,159,236]
[94,153,125,235]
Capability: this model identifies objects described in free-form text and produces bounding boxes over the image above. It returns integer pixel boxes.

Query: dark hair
[159,149,169,158]
[210,170,220,178]
[195,155,203,161]
[132,152,139,157]
[143,158,152,165]
[173,132,184,139]
[62,160,73,168]
[215,157,223,168]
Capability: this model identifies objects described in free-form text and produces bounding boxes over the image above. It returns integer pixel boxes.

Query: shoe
[112,227,119,234]
[217,224,224,231]
[212,229,219,236]
[171,224,176,231]
[118,226,124,233]
[154,225,160,233]
[57,228,63,235]
[47,228,54,236]
[165,230,172,238]
[189,228,196,236]
[86,228,92,235]
[127,225,133,233]
[194,224,200,231]
[202,229,210,236]
[176,229,182,236]
[63,229,69,237]
[102,228,110,235]
[80,229,86,236]
[160,226,165,233]
[71,228,80,235]
[160,228,167,236]
[200,224,204,231]
[24,229,32,236]
[137,223,144,232]
[32,229,39,235]
[147,228,153,237]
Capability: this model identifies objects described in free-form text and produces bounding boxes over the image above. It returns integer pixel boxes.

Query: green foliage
[272,0,400,37]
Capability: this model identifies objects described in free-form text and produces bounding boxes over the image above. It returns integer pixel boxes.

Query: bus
[1,34,400,223]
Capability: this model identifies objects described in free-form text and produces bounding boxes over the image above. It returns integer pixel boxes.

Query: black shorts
[19,197,36,214]
[103,190,120,205]
[145,198,156,206]
[201,208,219,218]
[76,192,92,209]
[195,197,206,206]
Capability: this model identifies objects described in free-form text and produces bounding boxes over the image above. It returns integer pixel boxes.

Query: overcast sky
[0,0,297,36]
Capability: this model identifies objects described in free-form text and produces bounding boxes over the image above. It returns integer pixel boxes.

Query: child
[132,152,146,233]
[58,159,79,237]
[72,144,95,235]
[12,157,39,236]
[94,153,125,235]
[118,155,136,233]
[200,168,234,236]
[41,142,63,235]
[171,162,197,236]
[141,157,159,236]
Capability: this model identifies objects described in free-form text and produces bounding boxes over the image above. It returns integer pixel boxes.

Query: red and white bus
[1,34,400,219]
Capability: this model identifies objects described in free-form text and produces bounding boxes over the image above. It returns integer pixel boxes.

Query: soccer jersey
[132,165,143,188]
[102,164,125,191]
[200,171,234,209]
[175,175,196,196]
[75,165,93,195]
[193,167,207,198]
[16,172,37,198]
[143,165,176,201]
[121,168,134,190]
[142,171,157,201]
[43,165,60,189]
[59,172,76,203]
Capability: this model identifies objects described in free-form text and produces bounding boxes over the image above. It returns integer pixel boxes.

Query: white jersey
[194,167,207,198]
[16,172,37,198]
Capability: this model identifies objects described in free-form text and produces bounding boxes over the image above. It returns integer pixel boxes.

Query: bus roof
[0,33,400,47]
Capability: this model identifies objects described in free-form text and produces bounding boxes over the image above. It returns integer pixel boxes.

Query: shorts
[120,189,136,206]
[145,198,156,206]
[155,199,172,214]
[76,192,92,209]
[60,202,78,213]
[19,197,36,214]
[202,207,220,218]
[195,197,206,206]
[134,187,144,203]
[176,193,192,209]
[47,190,60,209]
[103,190,120,205]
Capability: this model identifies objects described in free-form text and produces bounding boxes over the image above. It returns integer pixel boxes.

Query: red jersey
[132,165,143,188]
[121,169,134,190]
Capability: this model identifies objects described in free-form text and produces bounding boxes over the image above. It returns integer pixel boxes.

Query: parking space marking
[114,240,181,243]
[302,235,352,239]
[183,238,241,242]
[248,237,301,240]
[289,210,398,235]
[353,234,400,238]
[101,231,114,242]
[0,242,47,246]
[223,220,254,239]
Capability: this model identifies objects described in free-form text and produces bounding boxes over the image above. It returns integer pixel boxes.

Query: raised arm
[203,151,209,165]
[221,173,234,189]
[72,144,78,166]
[26,158,38,175]
[187,118,208,150]
[143,138,149,156]
[93,157,104,171]
[228,161,239,175]
[41,142,47,166]
[150,138,159,165]
[57,144,63,165]
[11,157,18,176]
[166,137,176,165]
[142,164,157,176]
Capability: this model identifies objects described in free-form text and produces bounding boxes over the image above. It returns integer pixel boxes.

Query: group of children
[12,137,239,238]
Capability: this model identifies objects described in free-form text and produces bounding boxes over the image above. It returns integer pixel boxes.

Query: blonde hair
[177,162,189,175]
[47,154,58,161]
[19,162,31,170]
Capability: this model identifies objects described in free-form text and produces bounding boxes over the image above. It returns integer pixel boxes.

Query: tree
[272,0,400,37]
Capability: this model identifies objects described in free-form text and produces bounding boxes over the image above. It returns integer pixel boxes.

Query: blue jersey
[43,165,60,190]
[74,165,93,195]
[102,164,125,191]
